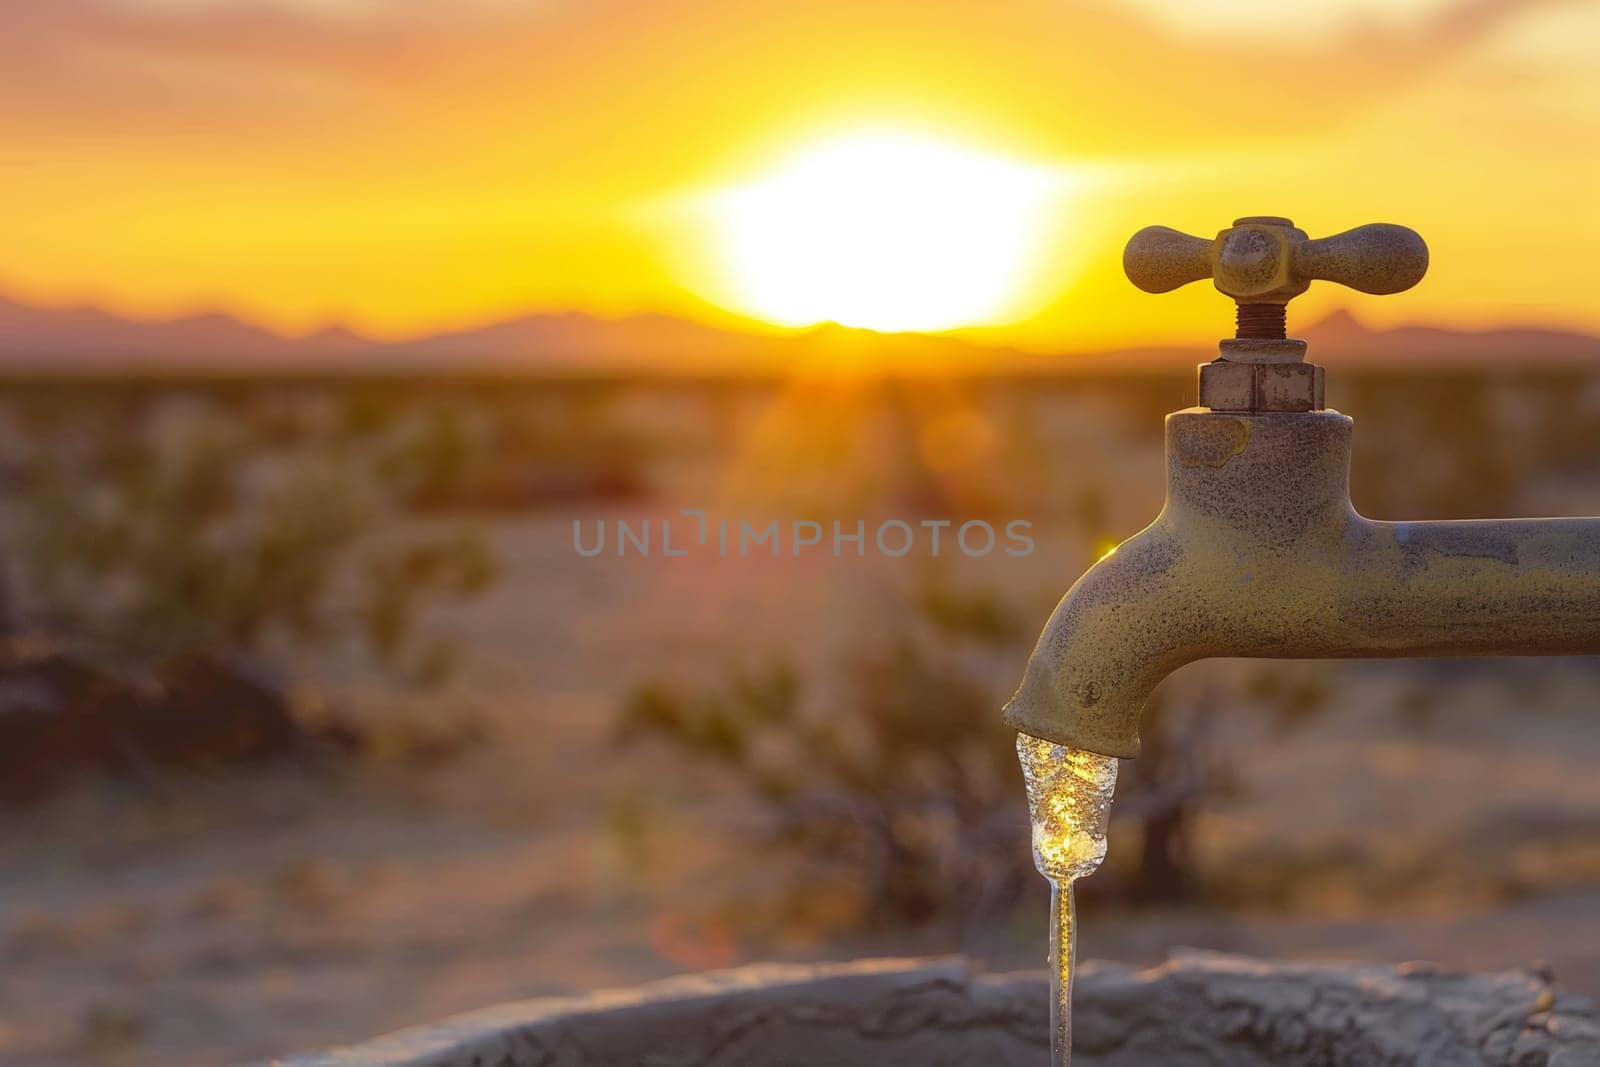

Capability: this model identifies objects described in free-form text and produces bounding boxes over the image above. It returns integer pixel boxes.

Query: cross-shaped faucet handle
[1124,217,1428,339]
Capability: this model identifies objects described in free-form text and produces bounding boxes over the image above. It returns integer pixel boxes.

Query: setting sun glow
[704,132,1066,333]
[2,1,1597,349]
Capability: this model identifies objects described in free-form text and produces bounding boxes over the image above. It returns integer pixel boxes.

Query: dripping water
[1017,734,1118,1066]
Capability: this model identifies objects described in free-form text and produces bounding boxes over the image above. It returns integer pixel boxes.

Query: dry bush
[0,389,498,798]
[616,575,1339,942]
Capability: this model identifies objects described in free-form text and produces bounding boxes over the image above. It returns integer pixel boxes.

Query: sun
[704,130,1066,333]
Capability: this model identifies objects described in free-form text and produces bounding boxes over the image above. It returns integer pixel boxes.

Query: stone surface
[276,952,1600,1067]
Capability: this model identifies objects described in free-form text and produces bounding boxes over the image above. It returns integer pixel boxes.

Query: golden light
[703,130,1068,333]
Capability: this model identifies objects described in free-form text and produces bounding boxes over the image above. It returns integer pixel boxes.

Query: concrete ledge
[273,952,1600,1066]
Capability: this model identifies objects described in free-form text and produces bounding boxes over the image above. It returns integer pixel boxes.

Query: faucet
[1004,216,1600,758]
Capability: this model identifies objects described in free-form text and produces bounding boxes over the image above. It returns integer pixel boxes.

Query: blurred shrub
[11,417,493,676]
[0,394,498,799]
[1342,369,1600,520]
[616,578,1033,935]
[618,579,1339,935]
[1109,664,1330,905]
[373,392,656,514]
[0,645,322,803]
[618,636,1032,934]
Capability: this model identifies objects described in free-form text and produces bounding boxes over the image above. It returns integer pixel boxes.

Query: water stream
[1017,734,1119,1067]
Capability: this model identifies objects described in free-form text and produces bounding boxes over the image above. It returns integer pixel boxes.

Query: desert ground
[2,370,1598,1065]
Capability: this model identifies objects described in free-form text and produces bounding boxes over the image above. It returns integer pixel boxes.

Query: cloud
[0,0,1576,158]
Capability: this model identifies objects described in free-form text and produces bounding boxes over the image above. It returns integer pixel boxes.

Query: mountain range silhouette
[1,293,1595,372]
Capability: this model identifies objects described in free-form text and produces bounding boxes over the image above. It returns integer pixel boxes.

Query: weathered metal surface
[1195,359,1254,411]
[1300,223,1430,296]
[1123,217,1428,308]
[1216,337,1307,364]
[1004,409,1600,757]
[1211,219,1313,303]
[1198,359,1323,412]
[1119,225,1212,294]
[1255,361,1322,411]
[1233,300,1288,339]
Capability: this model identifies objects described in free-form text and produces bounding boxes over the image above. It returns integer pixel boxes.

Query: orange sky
[1,0,1596,351]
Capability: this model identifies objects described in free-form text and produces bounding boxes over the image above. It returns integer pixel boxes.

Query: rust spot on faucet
[1175,416,1249,468]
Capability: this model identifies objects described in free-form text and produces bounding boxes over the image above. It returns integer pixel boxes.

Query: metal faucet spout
[1004,410,1600,758]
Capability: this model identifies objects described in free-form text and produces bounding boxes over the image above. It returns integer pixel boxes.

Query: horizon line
[5,287,1600,357]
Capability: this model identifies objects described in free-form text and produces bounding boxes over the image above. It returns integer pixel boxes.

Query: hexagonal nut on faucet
[1258,361,1323,411]
[1199,359,1324,412]
[1212,217,1310,303]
